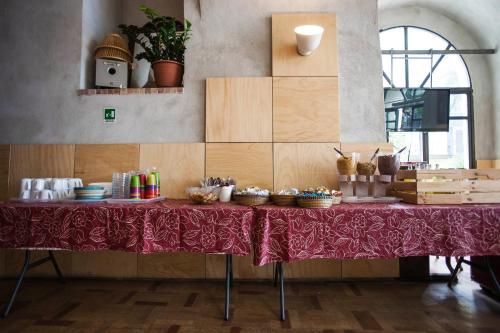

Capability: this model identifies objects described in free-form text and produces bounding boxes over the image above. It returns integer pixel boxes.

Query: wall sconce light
[294,25,324,56]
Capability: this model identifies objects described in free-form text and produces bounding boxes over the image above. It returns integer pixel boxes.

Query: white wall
[0,0,386,144]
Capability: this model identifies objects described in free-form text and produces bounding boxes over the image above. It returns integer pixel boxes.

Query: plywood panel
[139,143,205,199]
[206,77,272,142]
[274,143,340,191]
[71,251,137,278]
[0,145,10,202]
[4,250,72,278]
[74,144,139,184]
[272,13,338,77]
[138,253,205,278]
[206,143,273,190]
[273,77,339,142]
[8,144,75,198]
[286,259,341,279]
[477,160,500,169]
[342,259,400,278]
[206,255,273,279]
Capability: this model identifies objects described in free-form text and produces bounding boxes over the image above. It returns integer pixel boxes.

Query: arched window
[380,26,473,168]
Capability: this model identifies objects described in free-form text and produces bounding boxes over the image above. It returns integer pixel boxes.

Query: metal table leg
[485,256,500,294]
[278,262,285,321]
[2,250,66,318]
[448,256,464,287]
[224,254,233,321]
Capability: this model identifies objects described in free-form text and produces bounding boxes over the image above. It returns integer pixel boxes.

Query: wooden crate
[390,169,500,204]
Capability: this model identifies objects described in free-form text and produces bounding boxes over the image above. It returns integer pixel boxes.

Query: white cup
[44,178,53,189]
[219,185,234,203]
[20,178,32,192]
[68,178,83,189]
[31,179,45,192]
[51,178,66,191]
[20,190,31,200]
[38,189,55,200]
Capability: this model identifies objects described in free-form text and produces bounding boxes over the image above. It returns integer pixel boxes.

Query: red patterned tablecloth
[253,203,500,266]
[0,200,254,255]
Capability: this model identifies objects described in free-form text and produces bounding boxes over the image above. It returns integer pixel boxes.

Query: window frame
[380,26,475,168]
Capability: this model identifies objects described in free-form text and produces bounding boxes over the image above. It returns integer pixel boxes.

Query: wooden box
[390,169,500,204]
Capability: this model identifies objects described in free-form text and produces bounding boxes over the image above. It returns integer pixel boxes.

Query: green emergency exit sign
[104,108,116,122]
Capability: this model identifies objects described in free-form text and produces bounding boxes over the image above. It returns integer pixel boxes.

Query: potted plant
[119,5,191,87]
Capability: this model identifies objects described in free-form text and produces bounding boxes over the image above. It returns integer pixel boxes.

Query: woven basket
[233,194,269,206]
[95,34,132,63]
[270,194,297,206]
[95,46,132,63]
[297,196,334,208]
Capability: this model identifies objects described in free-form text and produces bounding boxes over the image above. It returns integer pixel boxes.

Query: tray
[342,196,401,204]
[105,196,166,204]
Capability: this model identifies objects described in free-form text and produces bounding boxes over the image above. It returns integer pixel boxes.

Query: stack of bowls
[95,33,132,63]
[112,173,130,199]
[74,186,105,201]
[89,182,113,198]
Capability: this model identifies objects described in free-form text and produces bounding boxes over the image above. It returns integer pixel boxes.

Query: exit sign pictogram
[104,108,116,122]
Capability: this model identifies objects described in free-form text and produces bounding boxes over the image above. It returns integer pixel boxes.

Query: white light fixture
[294,25,324,56]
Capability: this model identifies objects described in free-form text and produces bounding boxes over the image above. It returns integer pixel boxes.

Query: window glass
[388,132,424,162]
[429,119,469,168]
[407,27,449,50]
[430,55,471,87]
[449,94,468,117]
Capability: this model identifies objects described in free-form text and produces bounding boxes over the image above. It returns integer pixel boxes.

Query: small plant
[119,5,192,87]
[119,5,191,64]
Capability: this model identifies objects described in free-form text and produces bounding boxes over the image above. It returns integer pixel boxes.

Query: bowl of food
[270,188,299,206]
[356,151,378,176]
[186,186,220,204]
[336,152,359,176]
[297,187,342,208]
[377,153,401,175]
[233,187,270,206]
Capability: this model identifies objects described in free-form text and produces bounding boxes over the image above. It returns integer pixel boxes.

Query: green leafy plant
[119,5,192,64]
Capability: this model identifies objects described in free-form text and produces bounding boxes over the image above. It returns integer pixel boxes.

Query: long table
[1,200,499,321]
[0,200,253,319]
[253,203,500,319]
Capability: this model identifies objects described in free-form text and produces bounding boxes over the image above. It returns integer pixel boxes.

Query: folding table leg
[49,251,65,284]
[278,262,286,321]
[3,250,31,318]
[224,254,233,321]
[448,256,464,287]
[485,256,500,294]
[273,263,278,287]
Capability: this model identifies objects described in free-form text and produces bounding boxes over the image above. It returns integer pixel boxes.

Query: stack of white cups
[19,178,83,201]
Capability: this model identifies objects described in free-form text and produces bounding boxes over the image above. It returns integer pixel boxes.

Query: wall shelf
[77,87,184,96]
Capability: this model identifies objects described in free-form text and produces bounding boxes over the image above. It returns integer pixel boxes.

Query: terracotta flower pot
[152,60,184,87]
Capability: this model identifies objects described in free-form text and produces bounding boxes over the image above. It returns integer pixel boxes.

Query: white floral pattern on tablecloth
[252,203,500,266]
[0,200,254,255]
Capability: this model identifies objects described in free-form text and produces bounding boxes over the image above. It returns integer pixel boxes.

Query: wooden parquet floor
[0,275,499,333]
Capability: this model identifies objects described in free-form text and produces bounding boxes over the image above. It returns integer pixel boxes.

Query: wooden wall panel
[206,143,273,190]
[341,259,400,279]
[272,13,338,77]
[0,145,10,202]
[206,255,273,279]
[477,160,500,169]
[273,77,339,142]
[139,143,205,199]
[274,143,340,190]
[8,144,75,198]
[74,144,139,184]
[138,253,205,278]
[4,250,72,278]
[286,259,341,279]
[71,251,137,278]
[206,77,272,142]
